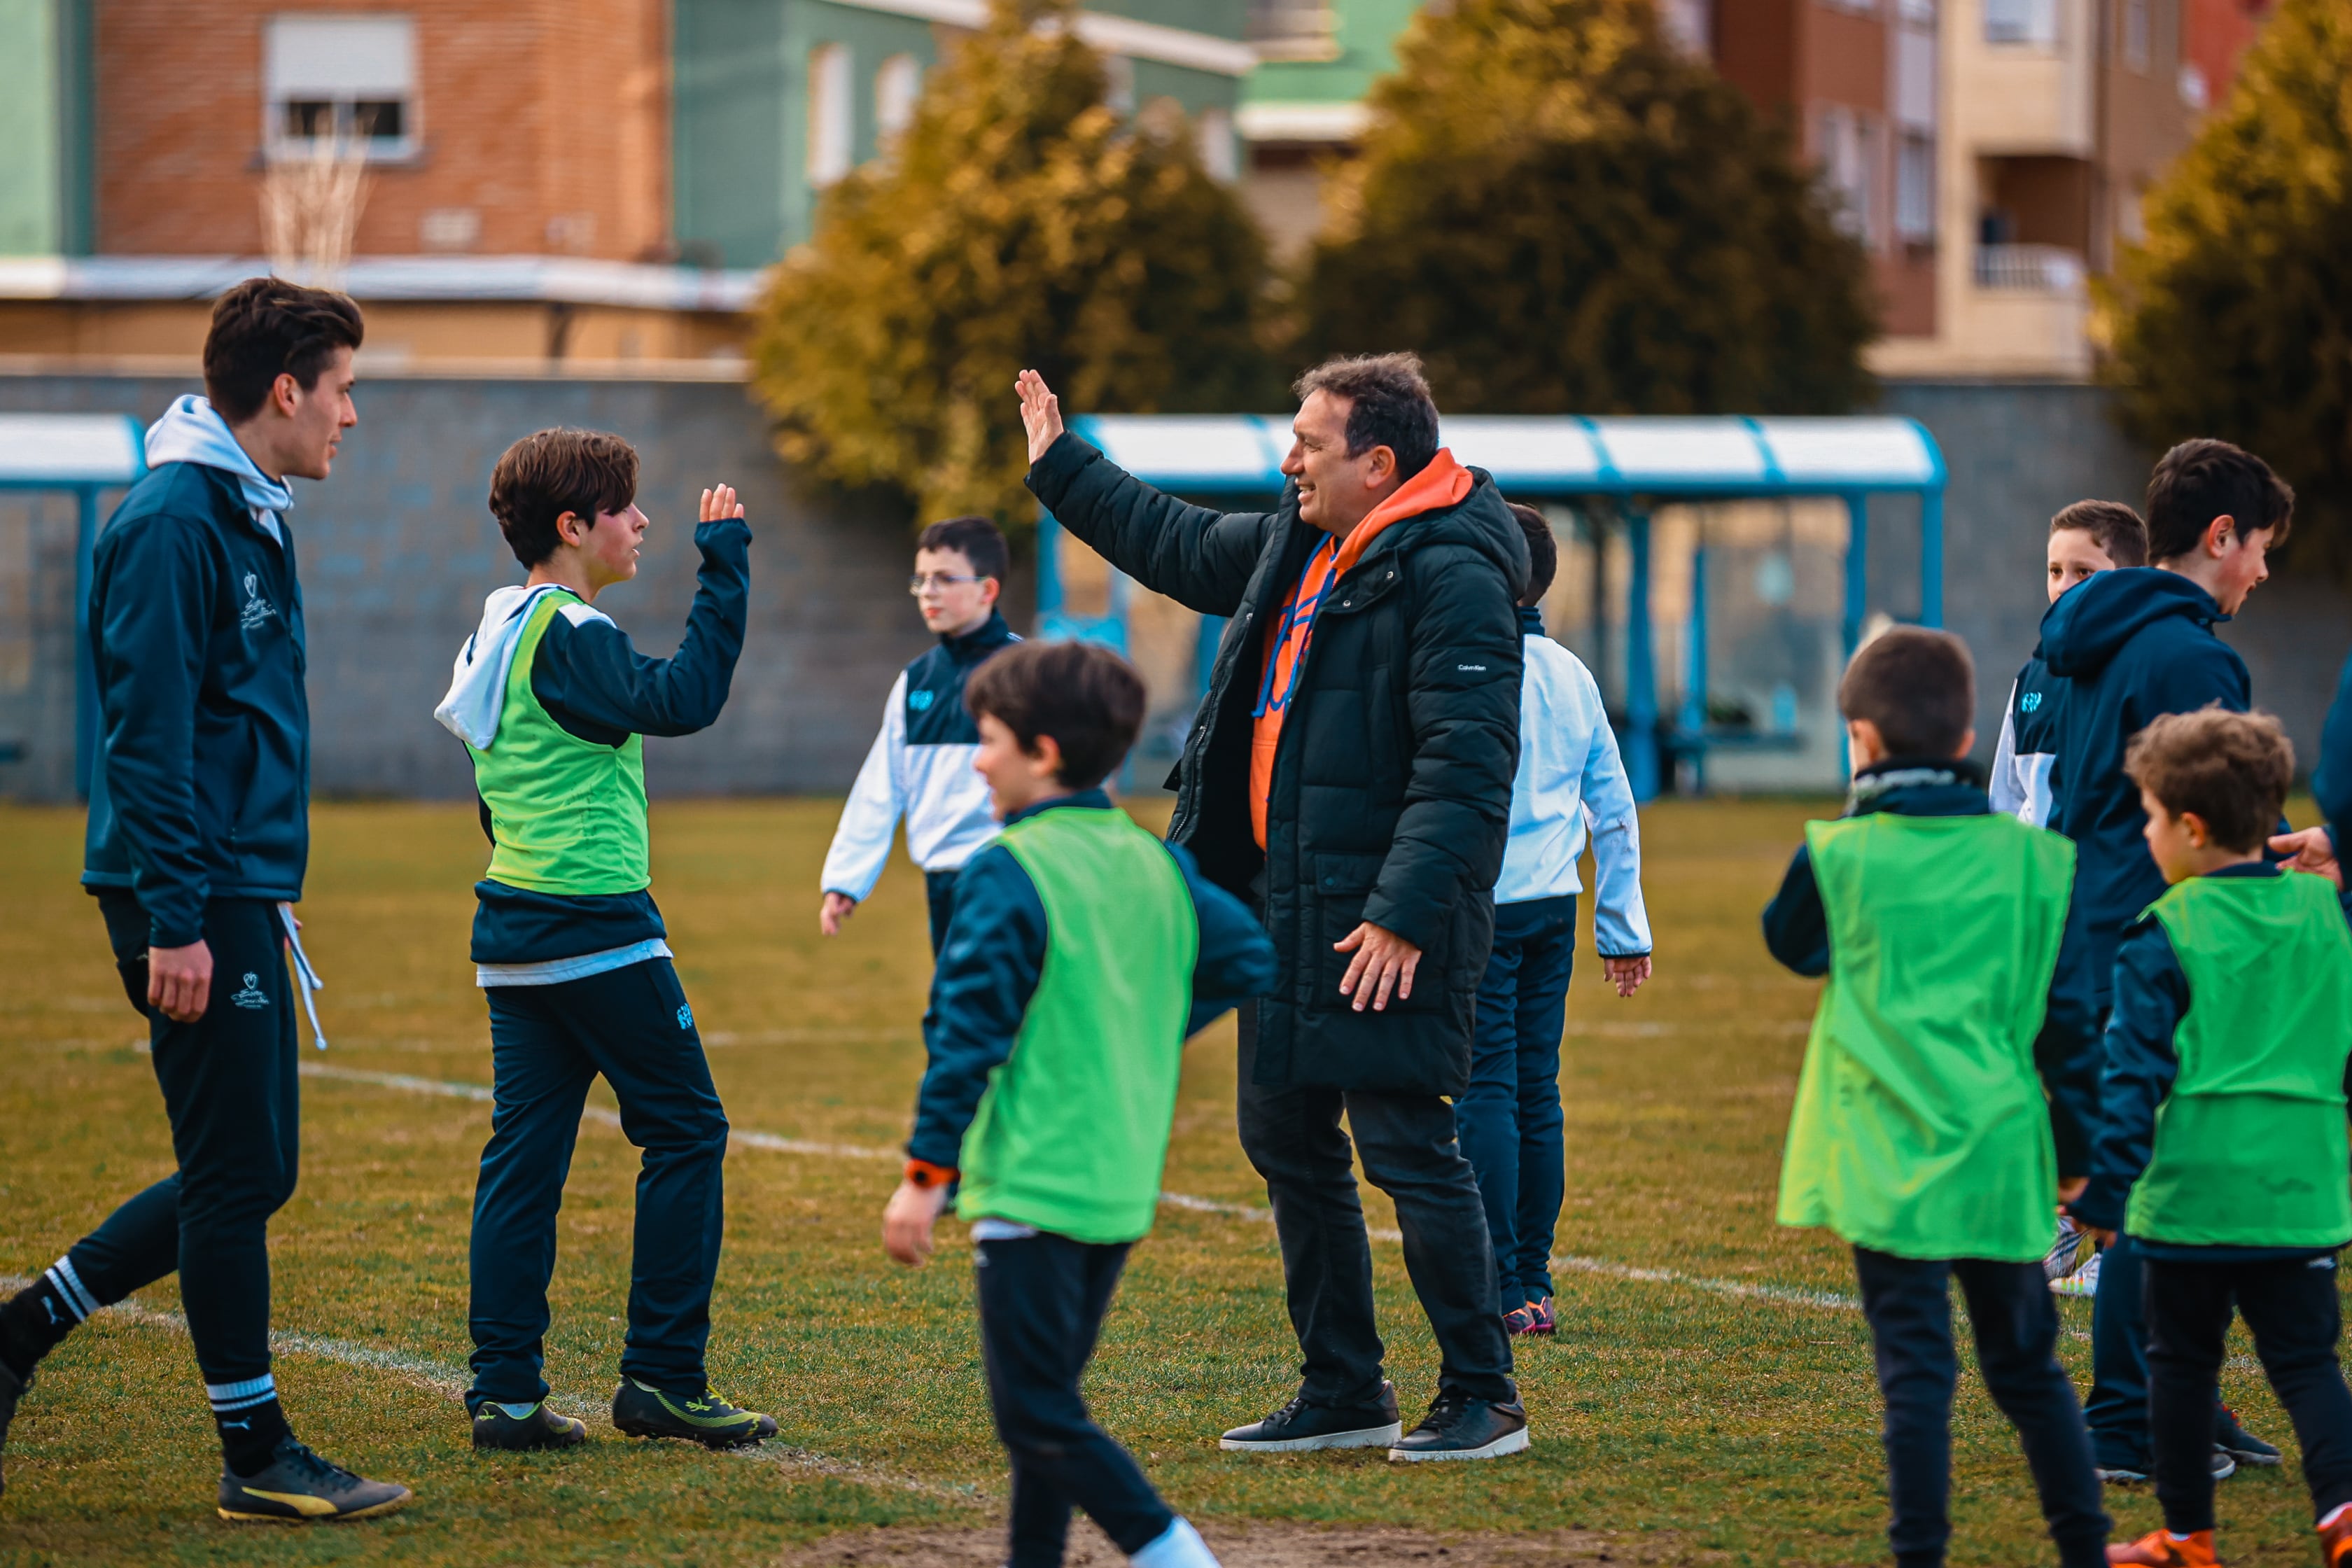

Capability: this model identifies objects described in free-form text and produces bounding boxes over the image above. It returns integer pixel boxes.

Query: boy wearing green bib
[2071,710,2352,1568]
[881,640,1275,1568]
[1765,629,2110,1568]
[433,430,774,1453]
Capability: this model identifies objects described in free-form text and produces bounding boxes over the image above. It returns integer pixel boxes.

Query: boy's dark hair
[2050,500,2149,568]
[916,514,1009,585]
[1837,627,1976,759]
[1506,502,1558,606]
[202,276,365,424]
[488,429,640,568]
[1293,352,1441,481]
[2144,438,2295,560]
[2123,706,2295,855]
[965,640,1145,790]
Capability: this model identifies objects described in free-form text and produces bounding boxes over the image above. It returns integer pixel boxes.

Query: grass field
[0,796,2337,1566]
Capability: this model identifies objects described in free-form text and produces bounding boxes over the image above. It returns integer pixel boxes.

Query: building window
[265,13,416,157]
[1816,108,1881,248]
[1195,106,1238,182]
[2122,0,2151,69]
[807,43,853,187]
[1897,0,1934,20]
[875,54,921,142]
[1660,0,1712,56]
[1984,0,2059,46]
[1896,134,1935,242]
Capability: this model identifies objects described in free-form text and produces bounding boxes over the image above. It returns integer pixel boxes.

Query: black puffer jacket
[1028,432,1527,1096]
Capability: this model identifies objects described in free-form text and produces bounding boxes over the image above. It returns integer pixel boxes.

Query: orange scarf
[1248,451,1474,848]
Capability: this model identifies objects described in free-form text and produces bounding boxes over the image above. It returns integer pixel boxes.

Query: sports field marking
[0,1273,977,1502]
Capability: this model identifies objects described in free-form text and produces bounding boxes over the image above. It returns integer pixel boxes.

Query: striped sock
[208,1373,293,1477]
[0,1257,99,1378]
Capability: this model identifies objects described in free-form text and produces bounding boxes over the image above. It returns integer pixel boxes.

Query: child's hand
[882,1178,949,1267]
[1602,955,1651,997]
[700,484,747,526]
[820,891,858,936]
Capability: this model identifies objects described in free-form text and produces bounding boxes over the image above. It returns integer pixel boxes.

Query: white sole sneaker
[1388,1425,1531,1462]
[1219,1422,1402,1453]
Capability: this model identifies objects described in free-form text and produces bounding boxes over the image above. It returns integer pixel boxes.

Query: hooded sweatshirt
[2038,567,2251,1012]
[143,395,294,542]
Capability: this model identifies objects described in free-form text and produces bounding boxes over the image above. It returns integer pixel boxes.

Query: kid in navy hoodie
[2037,438,2294,1482]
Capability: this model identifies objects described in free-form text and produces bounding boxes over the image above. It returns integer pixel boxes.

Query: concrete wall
[1880,379,2352,778]
[0,370,944,803]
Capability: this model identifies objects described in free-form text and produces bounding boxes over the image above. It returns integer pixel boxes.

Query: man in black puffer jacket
[1016,354,1531,1462]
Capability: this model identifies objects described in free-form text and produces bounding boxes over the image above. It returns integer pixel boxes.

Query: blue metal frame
[1042,414,1950,802]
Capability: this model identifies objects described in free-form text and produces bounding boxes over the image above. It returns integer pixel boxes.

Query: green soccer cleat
[216,1438,413,1522]
[610,1378,776,1448]
[472,1400,589,1452]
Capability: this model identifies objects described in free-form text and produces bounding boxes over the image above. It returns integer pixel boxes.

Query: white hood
[433,584,608,750]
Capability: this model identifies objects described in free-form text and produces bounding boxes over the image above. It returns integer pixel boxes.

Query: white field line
[0,1272,976,1502]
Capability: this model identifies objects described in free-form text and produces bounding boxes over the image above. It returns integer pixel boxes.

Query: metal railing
[1973,243,2086,293]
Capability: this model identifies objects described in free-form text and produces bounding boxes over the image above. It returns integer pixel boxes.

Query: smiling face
[2046,527,2118,603]
[972,711,1063,819]
[1280,388,1396,535]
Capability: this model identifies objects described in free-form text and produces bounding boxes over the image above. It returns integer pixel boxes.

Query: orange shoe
[2320,1507,2352,1567]
[2106,1529,2219,1567]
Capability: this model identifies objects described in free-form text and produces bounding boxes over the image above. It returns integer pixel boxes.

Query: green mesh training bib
[1777,811,2075,1261]
[955,806,1199,1245]
[466,590,651,896]
[2127,872,2352,1249]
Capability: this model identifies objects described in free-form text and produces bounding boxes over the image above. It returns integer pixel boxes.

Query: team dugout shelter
[1035,414,1949,801]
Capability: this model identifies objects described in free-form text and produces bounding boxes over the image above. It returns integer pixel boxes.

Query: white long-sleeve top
[1495,624,1652,957]
[820,617,1016,902]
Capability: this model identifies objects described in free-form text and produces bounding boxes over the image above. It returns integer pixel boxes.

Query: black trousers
[1235,1003,1516,1408]
[60,895,301,1388]
[469,958,730,1406]
[973,1231,1173,1567]
[2146,1252,2352,1534]
[924,869,960,956]
[1852,1248,2110,1568]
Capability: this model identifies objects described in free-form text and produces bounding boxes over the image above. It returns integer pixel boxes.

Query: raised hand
[700,483,746,526]
[1015,369,1064,465]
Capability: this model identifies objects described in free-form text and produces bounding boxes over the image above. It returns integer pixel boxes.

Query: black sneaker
[2096,1450,2236,1485]
[610,1378,776,1448]
[216,1438,413,1522]
[1387,1392,1530,1462]
[472,1399,589,1452]
[2216,1405,2283,1467]
[1219,1380,1401,1452]
[0,1360,27,1497]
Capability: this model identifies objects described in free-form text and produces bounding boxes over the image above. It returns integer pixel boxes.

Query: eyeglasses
[909,573,983,594]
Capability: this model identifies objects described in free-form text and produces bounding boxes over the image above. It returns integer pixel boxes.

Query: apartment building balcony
[1961,0,2096,155]
[1247,0,1340,62]
[1973,241,2085,292]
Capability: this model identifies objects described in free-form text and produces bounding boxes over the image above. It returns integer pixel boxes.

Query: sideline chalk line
[0,1272,978,1503]
[304,1063,1869,1315]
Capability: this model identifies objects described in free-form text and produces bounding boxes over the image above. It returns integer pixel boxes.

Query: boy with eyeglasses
[821,516,1020,953]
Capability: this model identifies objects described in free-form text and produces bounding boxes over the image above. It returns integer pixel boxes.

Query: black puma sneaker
[1219,1380,1402,1452]
[2216,1405,2282,1468]
[472,1400,589,1452]
[1387,1392,1530,1462]
[216,1438,414,1522]
[0,1360,27,1497]
[610,1378,776,1448]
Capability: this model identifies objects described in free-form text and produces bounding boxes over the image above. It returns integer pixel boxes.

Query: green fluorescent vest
[955,807,1200,1245]
[466,590,651,896]
[1777,812,2076,1261]
[2127,872,2352,1248]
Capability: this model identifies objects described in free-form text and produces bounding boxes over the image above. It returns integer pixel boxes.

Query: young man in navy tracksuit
[821,515,1018,953]
[2037,438,2295,1483]
[1461,505,1651,1337]
[0,279,412,1521]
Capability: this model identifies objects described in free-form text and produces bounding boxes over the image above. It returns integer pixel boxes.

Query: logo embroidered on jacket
[1456,664,1488,673]
[676,1002,694,1030]
[231,973,270,1009]
[239,571,275,630]
[908,690,935,711]
[2020,692,2043,713]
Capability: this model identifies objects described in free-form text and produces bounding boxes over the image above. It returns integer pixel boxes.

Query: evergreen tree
[1294,0,1872,415]
[750,0,1277,526]
[2101,0,2352,573]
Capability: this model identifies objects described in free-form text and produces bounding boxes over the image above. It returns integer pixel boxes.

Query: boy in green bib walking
[2070,710,2352,1568]
[1765,628,2110,1568]
[433,429,775,1452]
[881,640,1275,1568]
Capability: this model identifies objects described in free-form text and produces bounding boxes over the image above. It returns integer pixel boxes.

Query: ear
[2179,809,2213,848]
[554,510,588,549]
[1363,444,1397,488]
[1027,732,1065,780]
[269,371,302,419]
[2204,514,2239,556]
[978,575,1001,608]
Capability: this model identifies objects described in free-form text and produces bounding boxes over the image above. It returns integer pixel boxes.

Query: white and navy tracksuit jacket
[820,612,1019,906]
[1988,648,2064,827]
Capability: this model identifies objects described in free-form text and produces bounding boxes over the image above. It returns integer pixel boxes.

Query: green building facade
[675,0,1252,270]
[0,0,91,256]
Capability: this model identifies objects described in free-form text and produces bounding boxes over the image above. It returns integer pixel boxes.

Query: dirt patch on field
[777,1520,1703,1567]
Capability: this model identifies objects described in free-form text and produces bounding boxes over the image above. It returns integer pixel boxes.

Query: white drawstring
[277,902,328,1051]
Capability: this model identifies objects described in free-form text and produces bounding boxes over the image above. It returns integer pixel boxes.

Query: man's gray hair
[1294,353,1441,480]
